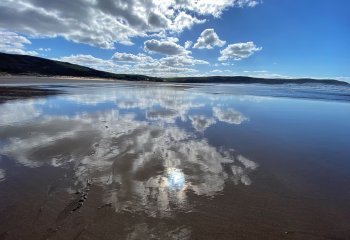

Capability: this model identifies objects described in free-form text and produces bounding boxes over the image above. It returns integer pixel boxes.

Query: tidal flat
[0,80,350,239]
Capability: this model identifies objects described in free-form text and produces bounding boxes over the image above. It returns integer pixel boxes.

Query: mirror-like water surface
[0,82,350,239]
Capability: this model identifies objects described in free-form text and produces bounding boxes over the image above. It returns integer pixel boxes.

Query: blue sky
[0,0,349,80]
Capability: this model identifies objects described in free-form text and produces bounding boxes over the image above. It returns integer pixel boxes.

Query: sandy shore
[0,75,128,84]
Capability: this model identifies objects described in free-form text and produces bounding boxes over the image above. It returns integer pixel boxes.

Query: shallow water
[0,82,350,239]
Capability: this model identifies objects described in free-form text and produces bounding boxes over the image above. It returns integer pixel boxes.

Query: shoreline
[0,75,124,84]
[0,75,349,86]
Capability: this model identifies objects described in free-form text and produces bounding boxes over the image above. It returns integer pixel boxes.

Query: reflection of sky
[40,97,117,117]
[0,84,256,216]
[1,83,350,240]
[0,168,5,182]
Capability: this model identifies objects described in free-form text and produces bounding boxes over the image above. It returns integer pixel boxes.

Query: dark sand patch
[0,86,62,103]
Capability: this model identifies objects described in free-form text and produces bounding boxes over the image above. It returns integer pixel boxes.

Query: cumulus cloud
[209,69,234,76]
[158,55,208,67]
[56,54,124,73]
[37,48,51,52]
[144,39,189,55]
[0,0,260,49]
[174,0,260,17]
[56,52,207,77]
[237,0,261,7]
[112,52,154,63]
[184,41,193,49]
[133,54,208,77]
[166,37,180,43]
[135,63,198,76]
[171,11,206,32]
[211,69,223,73]
[194,29,226,49]
[0,30,37,55]
[221,62,234,66]
[219,41,262,61]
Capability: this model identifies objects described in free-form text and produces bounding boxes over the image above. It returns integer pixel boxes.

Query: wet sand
[0,75,132,84]
[0,86,62,103]
[0,82,350,239]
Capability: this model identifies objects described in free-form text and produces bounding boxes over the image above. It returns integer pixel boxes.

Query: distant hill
[0,52,160,82]
[0,52,348,85]
[165,76,349,85]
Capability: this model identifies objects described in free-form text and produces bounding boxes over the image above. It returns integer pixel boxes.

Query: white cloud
[0,30,37,55]
[243,70,268,73]
[221,62,234,66]
[56,52,207,77]
[219,42,262,61]
[135,62,199,76]
[158,55,209,67]
[112,52,154,63]
[209,69,234,76]
[144,39,189,55]
[241,70,293,79]
[133,54,208,77]
[236,0,261,7]
[142,38,208,75]
[165,37,180,43]
[0,0,260,48]
[170,11,205,32]
[184,41,193,49]
[194,29,226,49]
[175,0,260,17]
[56,54,129,73]
[37,48,51,52]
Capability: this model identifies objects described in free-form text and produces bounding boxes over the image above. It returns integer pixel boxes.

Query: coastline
[0,74,348,86]
[0,75,122,84]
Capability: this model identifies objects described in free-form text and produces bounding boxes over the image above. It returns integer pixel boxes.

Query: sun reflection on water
[166,167,186,191]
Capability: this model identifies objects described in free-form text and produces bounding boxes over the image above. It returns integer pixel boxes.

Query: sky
[0,0,349,80]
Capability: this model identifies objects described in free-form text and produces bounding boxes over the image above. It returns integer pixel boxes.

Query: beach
[0,80,350,239]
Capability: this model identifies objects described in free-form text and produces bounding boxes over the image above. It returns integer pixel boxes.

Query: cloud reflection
[0,169,5,182]
[213,107,248,125]
[189,115,216,132]
[0,85,257,218]
[0,99,45,126]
